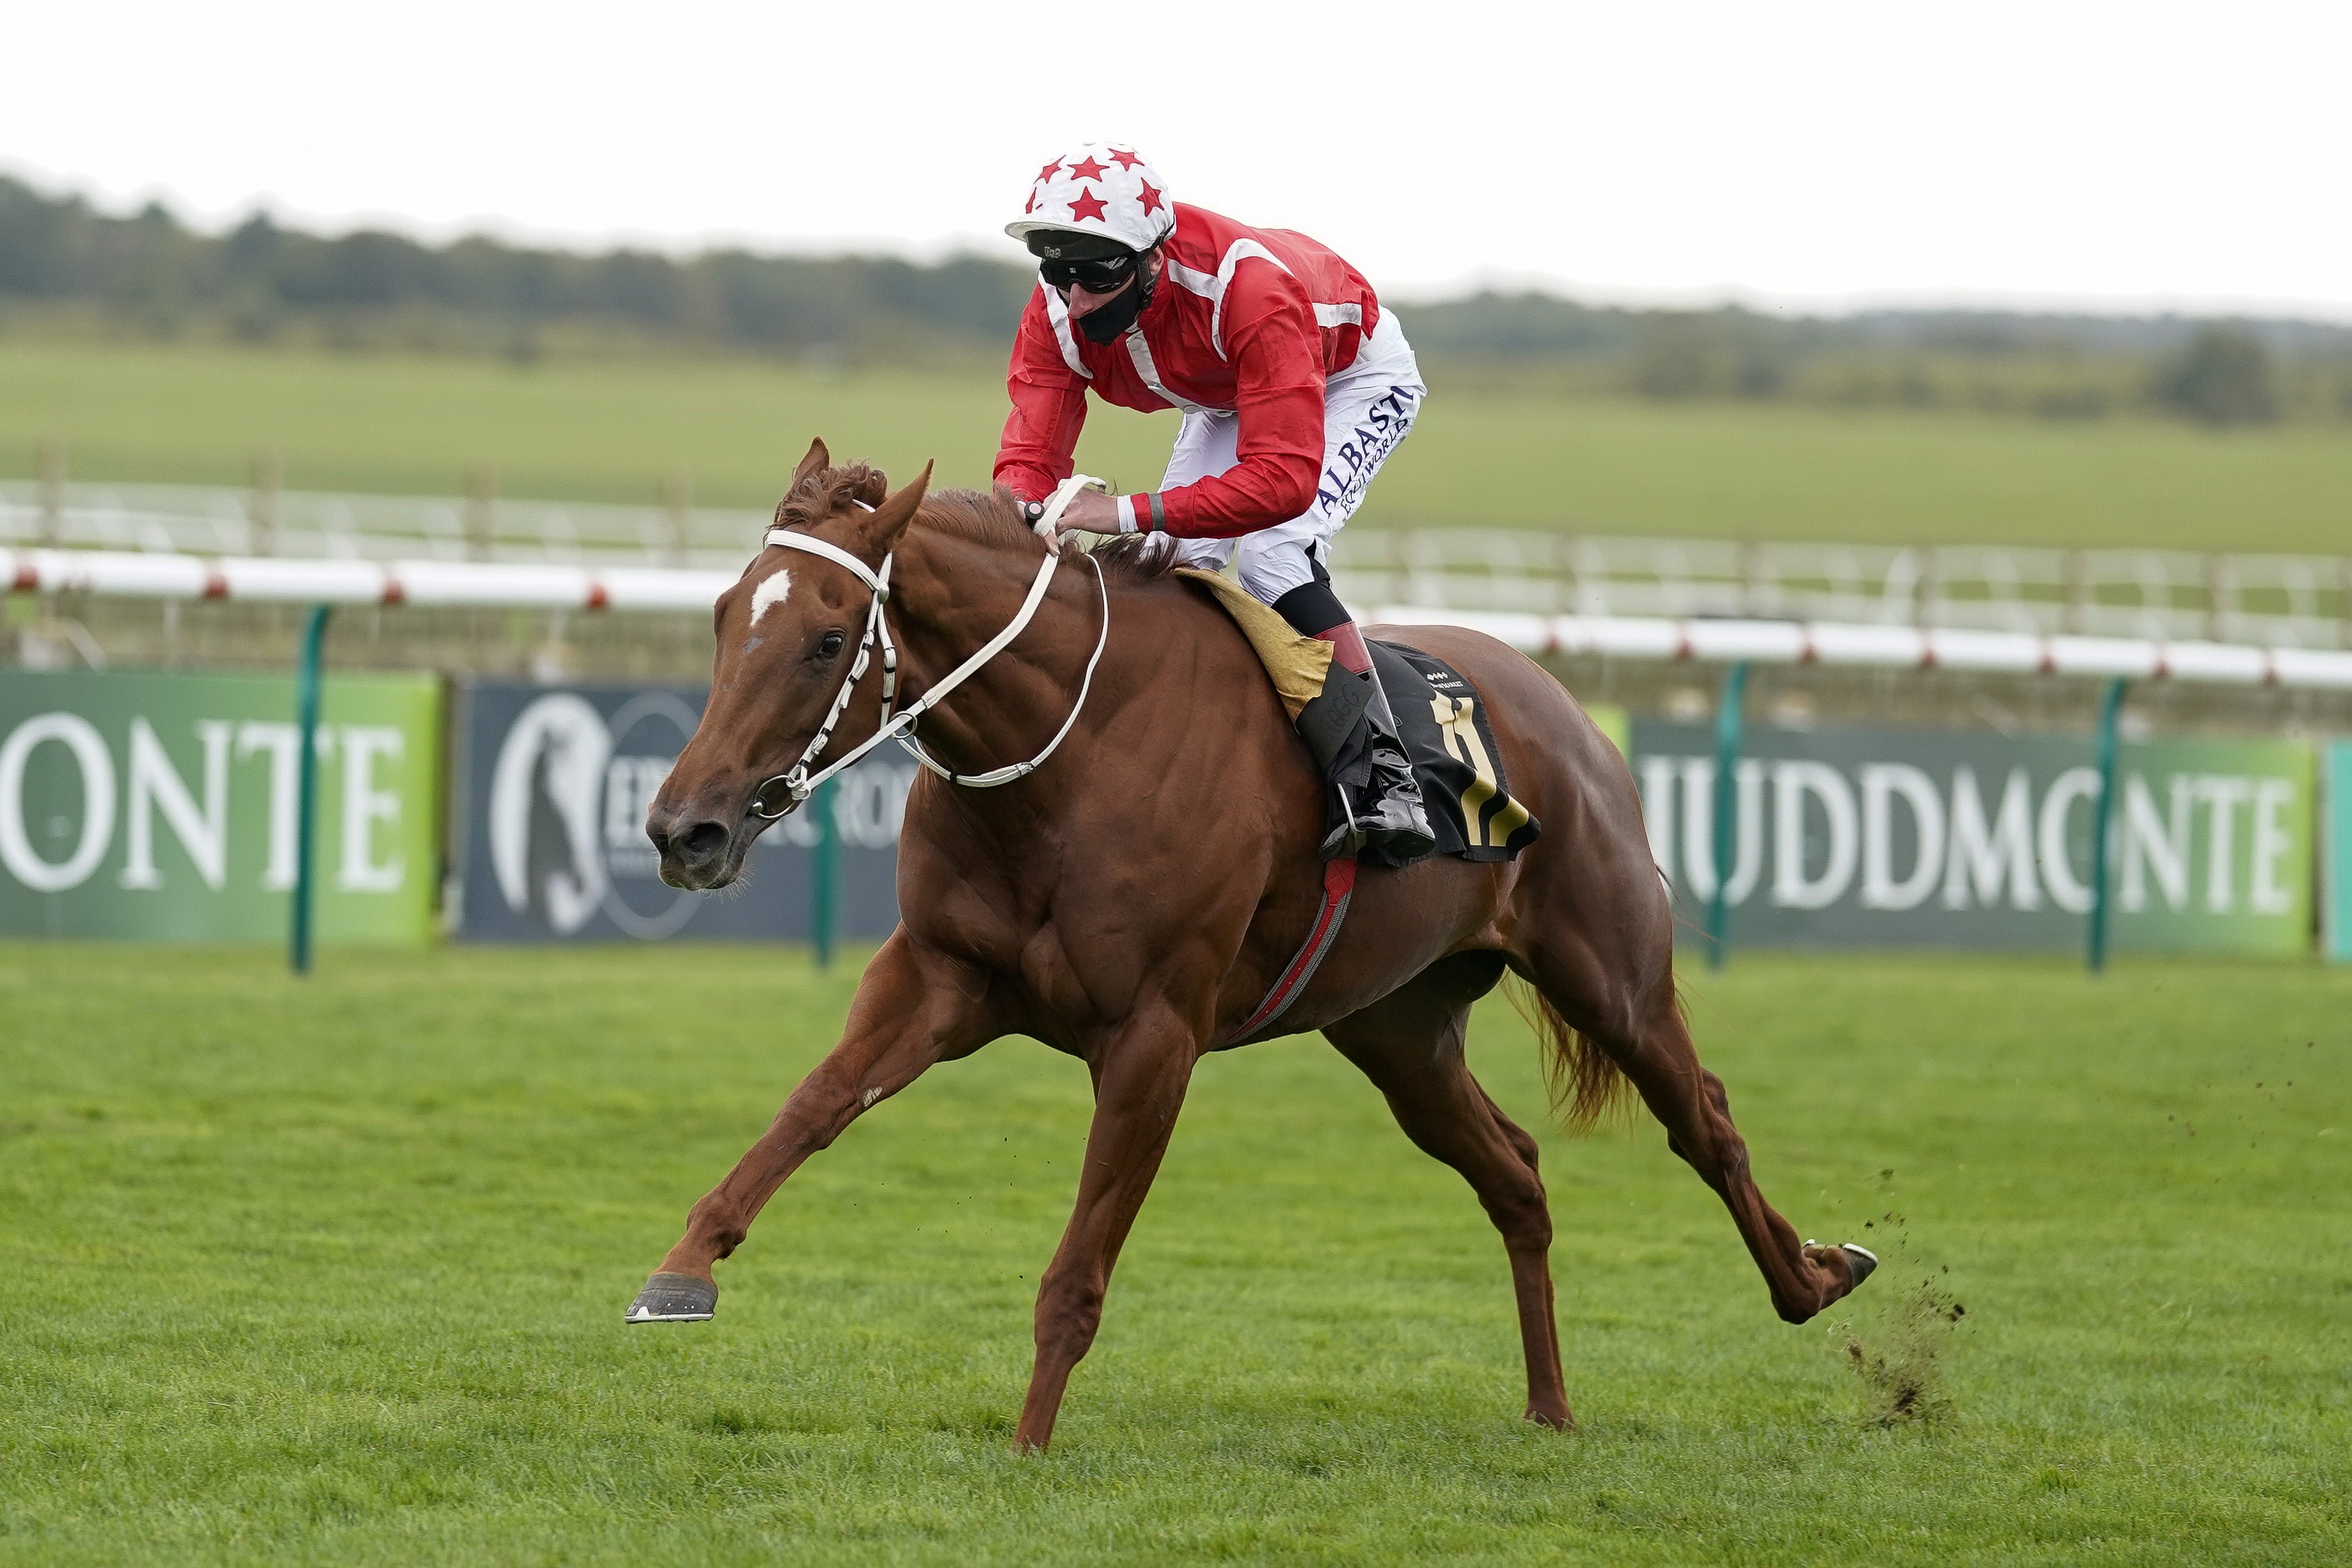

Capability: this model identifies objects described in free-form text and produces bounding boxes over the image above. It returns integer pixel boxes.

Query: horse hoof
[625,1271,717,1323]
[1839,1243,1878,1289]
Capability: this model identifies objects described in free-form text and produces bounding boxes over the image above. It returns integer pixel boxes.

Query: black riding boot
[1272,565,1437,866]
[1336,661,1437,863]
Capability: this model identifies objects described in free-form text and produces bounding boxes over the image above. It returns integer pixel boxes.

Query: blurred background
[6,11,2351,1559]
[3,0,2349,951]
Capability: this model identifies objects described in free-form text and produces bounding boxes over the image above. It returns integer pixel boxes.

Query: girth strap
[1224,857,1358,1045]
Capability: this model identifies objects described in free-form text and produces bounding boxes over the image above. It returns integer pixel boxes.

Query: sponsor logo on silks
[1315,385,1423,514]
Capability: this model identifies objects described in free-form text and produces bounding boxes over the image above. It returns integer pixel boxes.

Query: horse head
[647,436,930,889]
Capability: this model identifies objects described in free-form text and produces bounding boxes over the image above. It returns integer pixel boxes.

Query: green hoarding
[1631,723,2314,955]
[0,670,441,942]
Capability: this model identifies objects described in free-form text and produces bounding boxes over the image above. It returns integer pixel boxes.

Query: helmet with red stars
[1005,143,1173,258]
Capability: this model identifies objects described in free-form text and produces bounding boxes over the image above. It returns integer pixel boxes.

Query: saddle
[1175,570,1540,865]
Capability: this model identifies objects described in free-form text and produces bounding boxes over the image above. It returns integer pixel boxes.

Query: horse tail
[1505,975,1636,1135]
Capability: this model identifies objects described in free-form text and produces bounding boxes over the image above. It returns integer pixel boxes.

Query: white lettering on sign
[2035,768,2101,914]
[604,756,674,851]
[2195,775,2254,914]
[0,708,421,901]
[1944,766,2040,911]
[120,718,232,890]
[1771,760,1859,910]
[337,728,406,893]
[1637,746,2310,930]
[1669,757,1765,905]
[236,722,302,891]
[0,712,117,892]
[2250,777,2297,916]
[2120,775,2193,913]
[1860,764,1944,912]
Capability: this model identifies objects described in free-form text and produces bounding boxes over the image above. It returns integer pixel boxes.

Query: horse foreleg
[627,932,996,1322]
[1013,1012,1199,1452]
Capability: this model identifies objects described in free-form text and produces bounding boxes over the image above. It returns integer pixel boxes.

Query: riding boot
[1272,567,1437,865]
[1344,660,1438,864]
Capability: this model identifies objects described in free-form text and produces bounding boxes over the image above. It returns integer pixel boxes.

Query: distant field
[2,943,2346,1564]
[5,342,2352,551]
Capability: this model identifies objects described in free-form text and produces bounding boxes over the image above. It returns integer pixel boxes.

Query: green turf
[7,343,2352,551]
[1,944,2345,1564]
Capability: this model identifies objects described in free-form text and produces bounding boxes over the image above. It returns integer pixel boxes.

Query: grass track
[2,944,2347,1564]
[6,343,2352,550]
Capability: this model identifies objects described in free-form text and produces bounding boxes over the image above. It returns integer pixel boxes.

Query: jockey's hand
[1047,487,1121,548]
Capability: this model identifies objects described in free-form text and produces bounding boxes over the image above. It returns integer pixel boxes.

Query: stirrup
[1320,778,1436,861]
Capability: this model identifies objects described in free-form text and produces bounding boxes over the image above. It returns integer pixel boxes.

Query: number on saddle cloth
[1367,642,1543,864]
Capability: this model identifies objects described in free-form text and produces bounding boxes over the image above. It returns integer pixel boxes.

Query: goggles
[1040,254,1136,295]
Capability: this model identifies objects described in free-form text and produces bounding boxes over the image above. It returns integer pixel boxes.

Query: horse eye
[816,630,847,659]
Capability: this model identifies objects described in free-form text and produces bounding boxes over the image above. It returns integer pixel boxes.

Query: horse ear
[792,437,831,487]
[858,460,932,551]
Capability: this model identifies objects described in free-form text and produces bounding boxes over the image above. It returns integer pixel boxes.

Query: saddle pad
[1173,567,1333,721]
[1371,641,1543,863]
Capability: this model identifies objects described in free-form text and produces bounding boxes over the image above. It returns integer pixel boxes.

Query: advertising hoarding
[0,669,441,942]
[1631,722,2313,954]
[453,681,908,942]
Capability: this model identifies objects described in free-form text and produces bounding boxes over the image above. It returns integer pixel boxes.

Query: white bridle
[747,475,1111,818]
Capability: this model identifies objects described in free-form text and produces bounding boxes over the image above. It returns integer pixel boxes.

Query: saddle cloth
[1175,569,1542,864]
[1369,640,1542,863]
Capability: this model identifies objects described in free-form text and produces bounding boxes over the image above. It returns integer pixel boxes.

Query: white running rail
[10,544,2352,690]
[8,480,2348,649]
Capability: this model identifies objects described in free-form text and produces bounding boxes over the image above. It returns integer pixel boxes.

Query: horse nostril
[676,821,730,865]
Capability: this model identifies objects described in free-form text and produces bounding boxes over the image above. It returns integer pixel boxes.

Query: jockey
[995,142,1436,863]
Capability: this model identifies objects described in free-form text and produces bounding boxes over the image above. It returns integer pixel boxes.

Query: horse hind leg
[1324,954,1573,1430]
[1514,951,1873,1324]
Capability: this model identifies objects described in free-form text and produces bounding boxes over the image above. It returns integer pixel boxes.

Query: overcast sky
[7,0,2347,317]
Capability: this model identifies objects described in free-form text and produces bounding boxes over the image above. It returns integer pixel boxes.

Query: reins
[750,476,1111,818]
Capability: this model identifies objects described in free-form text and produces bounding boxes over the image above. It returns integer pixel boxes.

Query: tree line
[4,174,2347,424]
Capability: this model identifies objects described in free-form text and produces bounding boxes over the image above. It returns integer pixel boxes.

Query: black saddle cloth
[1369,640,1542,866]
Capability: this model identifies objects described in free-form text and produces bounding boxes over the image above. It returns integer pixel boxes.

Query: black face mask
[1075,270,1144,343]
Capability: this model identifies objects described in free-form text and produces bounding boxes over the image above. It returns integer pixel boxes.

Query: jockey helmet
[1006,143,1174,258]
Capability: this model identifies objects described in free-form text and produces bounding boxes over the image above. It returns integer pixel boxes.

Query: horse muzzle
[646,804,747,891]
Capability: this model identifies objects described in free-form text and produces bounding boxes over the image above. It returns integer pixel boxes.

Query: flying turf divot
[625,1273,718,1323]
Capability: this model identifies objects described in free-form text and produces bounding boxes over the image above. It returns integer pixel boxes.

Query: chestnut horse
[633,441,1875,1450]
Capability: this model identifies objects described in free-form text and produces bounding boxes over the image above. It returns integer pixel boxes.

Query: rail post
[291,604,332,975]
[250,446,282,557]
[1707,661,1750,972]
[465,464,497,561]
[661,470,694,567]
[2086,676,2128,975]
[811,776,838,970]
[37,435,64,545]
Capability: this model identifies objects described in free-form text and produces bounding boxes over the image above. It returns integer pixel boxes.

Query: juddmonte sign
[1631,722,2314,954]
[0,670,440,941]
[453,681,909,942]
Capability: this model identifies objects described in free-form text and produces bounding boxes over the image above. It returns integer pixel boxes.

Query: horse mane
[920,485,1182,586]
[770,464,1177,586]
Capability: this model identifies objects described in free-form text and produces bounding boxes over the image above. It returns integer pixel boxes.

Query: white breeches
[1165,309,1426,605]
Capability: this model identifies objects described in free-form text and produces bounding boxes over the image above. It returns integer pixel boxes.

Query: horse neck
[883,520,1112,782]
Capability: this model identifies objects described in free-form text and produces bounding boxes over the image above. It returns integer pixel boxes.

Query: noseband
[748,476,1112,818]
